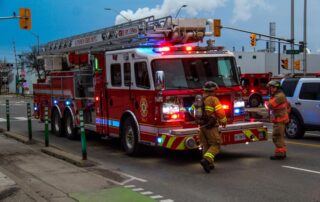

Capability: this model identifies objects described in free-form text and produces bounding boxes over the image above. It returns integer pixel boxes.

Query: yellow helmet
[203,81,219,92]
[267,80,281,88]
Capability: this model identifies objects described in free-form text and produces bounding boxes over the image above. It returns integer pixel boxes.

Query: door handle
[295,102,301,105]
[109,98,113,106]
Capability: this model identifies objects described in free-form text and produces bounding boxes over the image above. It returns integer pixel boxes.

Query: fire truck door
[95,74,108,135]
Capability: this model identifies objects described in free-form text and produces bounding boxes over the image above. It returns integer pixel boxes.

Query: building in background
[235,52,320,76]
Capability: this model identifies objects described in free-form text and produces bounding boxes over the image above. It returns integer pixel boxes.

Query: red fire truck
[240,73,272,107]
[33,16,267,156]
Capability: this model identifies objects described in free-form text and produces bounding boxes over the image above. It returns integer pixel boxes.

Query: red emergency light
[185,46,193,51]
[222,104,230,110]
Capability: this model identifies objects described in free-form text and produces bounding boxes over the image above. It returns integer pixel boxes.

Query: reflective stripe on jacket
[204,96,227,124]
[268,90,289,123]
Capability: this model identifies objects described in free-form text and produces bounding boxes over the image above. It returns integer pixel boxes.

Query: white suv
[281,77,320,138]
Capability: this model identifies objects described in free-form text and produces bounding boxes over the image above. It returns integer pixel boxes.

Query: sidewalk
[0,133,156,202]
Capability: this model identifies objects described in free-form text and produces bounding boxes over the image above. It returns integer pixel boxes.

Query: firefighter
[266,80,290,160]
[191,81,227,173]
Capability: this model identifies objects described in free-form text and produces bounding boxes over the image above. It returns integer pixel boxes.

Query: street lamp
[104,8,131,22]
[175,5,187,18]
[30,31,40,55]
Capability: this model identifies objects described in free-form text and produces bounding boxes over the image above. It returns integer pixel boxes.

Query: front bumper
[157,122,268,150]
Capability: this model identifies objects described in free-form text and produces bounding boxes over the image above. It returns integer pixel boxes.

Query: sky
[1,0,319,62]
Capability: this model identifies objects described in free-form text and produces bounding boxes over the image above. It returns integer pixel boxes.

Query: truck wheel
[51,109,64,137]
[121,117,143,156]
[64,111,78,140]
[249,95,261,108]
[285,114,305,139]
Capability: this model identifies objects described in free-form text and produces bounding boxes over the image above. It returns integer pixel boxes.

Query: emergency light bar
[152,45,225,54]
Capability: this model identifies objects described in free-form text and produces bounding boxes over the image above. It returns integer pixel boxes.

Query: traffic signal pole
[0,8,32,30]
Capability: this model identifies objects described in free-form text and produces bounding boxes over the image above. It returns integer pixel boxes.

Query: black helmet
[203,81,218,92]
[267,80,281,88]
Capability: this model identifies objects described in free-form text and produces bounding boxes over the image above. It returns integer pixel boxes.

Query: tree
[0,59,13,94]
[19,47,46,80]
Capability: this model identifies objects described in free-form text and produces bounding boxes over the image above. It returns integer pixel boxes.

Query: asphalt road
[1,96,320,202]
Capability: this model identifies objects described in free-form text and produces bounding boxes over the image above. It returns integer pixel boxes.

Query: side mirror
[155,71,165,90]
[237,66,242,75]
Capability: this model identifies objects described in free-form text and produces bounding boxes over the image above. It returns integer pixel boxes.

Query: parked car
[281,77,320,138]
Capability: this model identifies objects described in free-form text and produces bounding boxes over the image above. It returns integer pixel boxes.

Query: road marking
[0,118,6,122]
[160,200,175,202]
[141,191,153,195]
[286,141,320,148]
[150,195,163,199]
[305,132,320,137]
[14,117,28,121]
[132,188,144,191]
[124,185,135,188]
[282,166,320,175]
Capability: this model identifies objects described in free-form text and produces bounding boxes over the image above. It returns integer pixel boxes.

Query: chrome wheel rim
[66,116,72,135]
[125,126,134,150]
[54,114,60,132]
[286,119,298,137]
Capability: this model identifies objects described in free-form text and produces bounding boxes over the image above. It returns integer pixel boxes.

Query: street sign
[286,49,300,54]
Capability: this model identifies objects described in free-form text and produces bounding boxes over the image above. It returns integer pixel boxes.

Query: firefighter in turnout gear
[266,80,290,160]
[191,81,227,173]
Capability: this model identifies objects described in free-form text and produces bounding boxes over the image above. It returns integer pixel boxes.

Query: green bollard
[79,109,87,160]
[6,100,10,131]
[27,103,32,141]
[44,106,49,147]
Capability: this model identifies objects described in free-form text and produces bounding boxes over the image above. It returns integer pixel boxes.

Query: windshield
[152,57,239,90]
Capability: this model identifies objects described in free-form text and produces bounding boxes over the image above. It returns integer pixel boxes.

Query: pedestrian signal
[294,60,301,71]
[19,8,32,30]
[213,19,221,37]
[281,58,289,69]
[250,33,256,47]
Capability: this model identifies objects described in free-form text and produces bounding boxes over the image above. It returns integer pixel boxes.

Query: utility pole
[303,0,307,76]
[291,0,295,74]
[13,41,19,95]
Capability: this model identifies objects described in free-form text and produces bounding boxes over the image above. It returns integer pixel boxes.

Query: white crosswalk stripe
[150,195,163,199]
[0,117,35,122]
[14,117,28,121]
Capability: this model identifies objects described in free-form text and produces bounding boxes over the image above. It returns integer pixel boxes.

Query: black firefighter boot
[200,158,211,173]
[270,155,286,160]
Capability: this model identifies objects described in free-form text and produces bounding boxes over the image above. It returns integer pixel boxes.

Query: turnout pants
[272,122,287,156]
[199,127,221,165]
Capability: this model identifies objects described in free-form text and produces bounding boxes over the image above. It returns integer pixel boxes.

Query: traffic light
[281,58,289,69]
[250,33,256,47]
[299,41,304,53]
[213,19,221,37]
[19,8,32,30]
[294,60,301,71]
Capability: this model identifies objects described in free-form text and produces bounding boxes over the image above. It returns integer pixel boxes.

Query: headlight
[162,103,184,121]
[234,101,245,108]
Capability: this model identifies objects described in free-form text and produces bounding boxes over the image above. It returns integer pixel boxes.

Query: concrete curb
[0,186,19,201]
[3,131,35,145]
[41,147,96,167]
[1,128,96,168]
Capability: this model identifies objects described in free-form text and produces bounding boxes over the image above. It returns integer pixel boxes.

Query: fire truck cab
[33,16,268,156]
[240,73,272,107]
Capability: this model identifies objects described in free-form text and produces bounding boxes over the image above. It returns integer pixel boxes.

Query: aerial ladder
[40,15,210,55]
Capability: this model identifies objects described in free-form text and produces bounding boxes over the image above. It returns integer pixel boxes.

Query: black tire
[249,95,261,108]
[51,109,64,137]
[64,111,78,140]
[121,117,143,156]
[285,113,305,139]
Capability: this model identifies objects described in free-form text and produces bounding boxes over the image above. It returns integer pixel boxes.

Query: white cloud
[231,0,272,23]
[115,0,227,24]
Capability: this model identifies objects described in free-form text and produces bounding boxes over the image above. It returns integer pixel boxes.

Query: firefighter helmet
[203,81,218,92]
[267,80,281,88]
